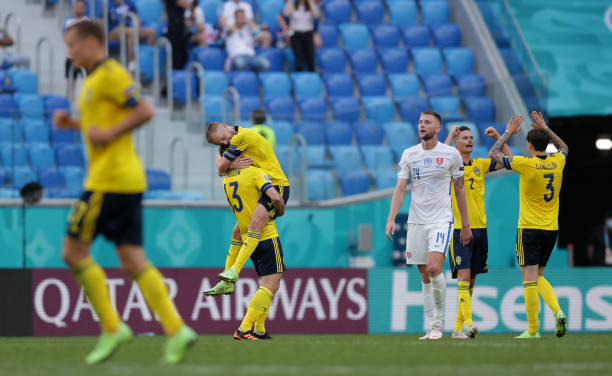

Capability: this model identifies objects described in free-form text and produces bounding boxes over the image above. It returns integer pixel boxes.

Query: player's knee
[426,264,441,277]
[61,237,87,267]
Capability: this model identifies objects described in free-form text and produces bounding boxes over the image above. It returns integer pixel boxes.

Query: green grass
[1,334,611,376]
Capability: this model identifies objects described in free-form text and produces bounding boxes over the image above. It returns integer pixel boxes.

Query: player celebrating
[205,122,289,295]
[216,161,286,340]
[444,118,519,339]
[488,111,568,339]
[54,20,195,364]
[386,111,472,340]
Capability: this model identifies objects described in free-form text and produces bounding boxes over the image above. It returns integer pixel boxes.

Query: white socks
[422,282,434,331]
[430,273,446,328]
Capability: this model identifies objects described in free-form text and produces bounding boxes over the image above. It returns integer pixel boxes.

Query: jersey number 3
[225,182,243,212]
[543,174,554,202]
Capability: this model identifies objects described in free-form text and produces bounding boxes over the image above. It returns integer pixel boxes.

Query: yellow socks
[457,281,472,327]
[72,256,120,333]
[226,240,242,270]
[538,276,561,315]
[135,265,183,336]
[232,231,260,275]
[254,310,269,334]
[453,307,464,333]
[239,286,273,333]
[523,281,539,335]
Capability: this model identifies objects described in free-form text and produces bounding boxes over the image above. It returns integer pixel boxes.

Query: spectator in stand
[586,211,612,266]
[226,9,270,72]
[0,28,30,69]
[220,0,272,48]
[282,0,319,71]
[164,0,189,69]
[251,109,276,148]
[107,0,157,71]
[62,0,89,99]
[185,0,209,47]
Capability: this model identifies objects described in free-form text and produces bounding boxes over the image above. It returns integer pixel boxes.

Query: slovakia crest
[406,251,412,259]
[424,157,432,166]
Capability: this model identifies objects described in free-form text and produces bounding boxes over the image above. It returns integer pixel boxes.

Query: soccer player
[386,111,473,340]
[444,118,520,339]
[217,162,286,340]
[204,122,289,295]
[488,111,568,339]
[54,19,196,364]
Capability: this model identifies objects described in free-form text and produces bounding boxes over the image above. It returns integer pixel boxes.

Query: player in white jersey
[386,111,472,339]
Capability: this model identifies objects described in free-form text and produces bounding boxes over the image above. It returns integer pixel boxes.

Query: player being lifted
[488,111,568,339]
[55,19,195,364]
[444,118,519,339]
[386,111,472,339]
[205,122,289,295]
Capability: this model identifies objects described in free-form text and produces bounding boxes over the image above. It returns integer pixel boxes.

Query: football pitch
[1,334,610,376]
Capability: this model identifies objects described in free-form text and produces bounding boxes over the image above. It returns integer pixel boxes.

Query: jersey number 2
[225,182,243,212]
[543,174,554,202]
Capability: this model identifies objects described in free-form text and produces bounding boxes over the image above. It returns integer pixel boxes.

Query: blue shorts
[449,228,488,279]
[516,228,557,267]
[258,185,290,220]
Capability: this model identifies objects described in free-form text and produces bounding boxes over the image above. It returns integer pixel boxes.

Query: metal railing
[119,11,140,83]
[288,133,308,202]
[35,37,54,95]
[152,37,173,112]
[223,86,240,124]
[3,12,22,53]
[66,65,87,107]
[185,61,205,125]
[170,137,189,190]
[102,0,109,55]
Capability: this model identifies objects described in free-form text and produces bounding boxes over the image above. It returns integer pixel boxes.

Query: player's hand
[449,125,461,138]
[88,126,115,146]
[530,111,548,130]
[385,220,396,241]
[483,126,500,139]
[53,110,74,129]
[460,226,473,246]
[230,156,253,170]
[505,115,523,136]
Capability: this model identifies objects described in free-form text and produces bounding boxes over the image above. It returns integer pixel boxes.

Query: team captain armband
[223,144,242,161]
[123,84,141,107]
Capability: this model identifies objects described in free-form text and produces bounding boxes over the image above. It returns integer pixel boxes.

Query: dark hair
[526,129,550,152]
[294,0,311,12]
[234,9,245,16]
[206,121,223,144]
[251,109,266,125]
[420,111,442,125]
[457,126,471,133]
[65,19,105,44]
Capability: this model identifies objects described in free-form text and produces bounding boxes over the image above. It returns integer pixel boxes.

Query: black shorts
[450,228,488,279]
[516,228,558,267]
[250,237,286,277]
[258,185,290,220]
[67,191,143,246]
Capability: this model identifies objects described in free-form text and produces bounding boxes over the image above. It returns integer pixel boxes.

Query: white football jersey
[398,142,464,224]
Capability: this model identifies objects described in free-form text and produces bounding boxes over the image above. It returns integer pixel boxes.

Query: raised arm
[530,111,569,156]
[444,125,459,145]
[308,0,321,18]
[385,178,408,241]
[264,185,285,217]
[488,115,523,166]
[483,126,512,170]
[453,176,473,246]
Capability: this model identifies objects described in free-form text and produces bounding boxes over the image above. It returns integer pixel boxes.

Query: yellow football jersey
[503,152,566,230]
[222,166,279,241]
[78,58,146,192]
[452,158,496,229]
[223,126,289,187]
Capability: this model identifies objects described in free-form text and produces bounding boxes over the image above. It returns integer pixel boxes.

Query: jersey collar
[535,155,548,160]
[87,57,110,75]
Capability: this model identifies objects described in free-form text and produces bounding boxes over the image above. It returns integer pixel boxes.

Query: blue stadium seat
[447,121,480,145]
[348,49,378,74]
[317,48,347,73]
[431,23,461,47]
[292,72,324,99]
[443,48,474,76]
[338,171,370,195]
[0,187,18,199]
[275,146,292,172]
[204,95,225,122]
[464,96,495,123]
[325,121,352,145]
[374,169,398,189]
[260,72,291,98]
[371,25,401,48]
[298,98,328,121]
[330,96,361,122]
[38,167,66,189]
[10,166,36,188]
[403,25,431,48]
[307,169,336,200]
[272,121,293,145]
[457,74,486,97]
[42,95,70,121]
[239,96,264,120]
[257,48,285,71]
[514,75,536,97]
[318,24,339,48]
[146,169,171,191]
[361,145,394,171]
[411,48,443,75]
[383,121,416,159]
[355,1,384,25]
[489,25,511,48]
[330,145,363,171]
[339,24,370,49]
[265,97,295,121]
[388,0,418,26]
[0,94,18,118]
[354,121,384,145]
[430,96,464,122]
[56,144,85,167]
[284,48,296,71]
[324,0,352,24]
[27,144,55,168]
[1,145,27,167]
[60,166,85,191]
[357,74,387,96]
[295,122,325,145]
[171,70,198,107]
[200,0,221,25]
[421,1,450,24]
[194,47,225,70]
[378,48,409,73]
[17,95,44,120]
[476,122,505,147]
[421,73,453,95]
[23,121,50,144]
[259,0,284,31]
[362,97,395,123]
[229,71,259,96]
[138,45,157,83]
[323,73,354,96]
[398,96,429,125]
[204,70,228,95]
[499,49,523,75]
[9,69,37,94]
[305,146,328,167]
[0,119,22,143]
[389,73,420,98]
[135,0,162,28]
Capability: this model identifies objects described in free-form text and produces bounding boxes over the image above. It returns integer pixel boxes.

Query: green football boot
[218,267,239,283]
[162,325,197,365]
[85,322,133,365]
[514,330,542,339]
[555,311,567,338]
[203,281,235,296]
